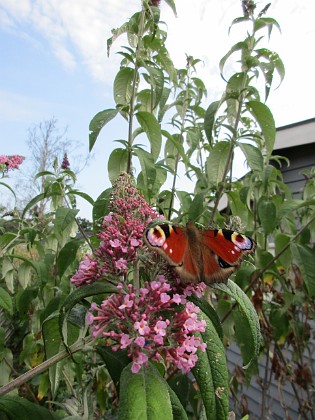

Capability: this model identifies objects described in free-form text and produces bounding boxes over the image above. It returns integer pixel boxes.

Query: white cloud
[0,0,314,124]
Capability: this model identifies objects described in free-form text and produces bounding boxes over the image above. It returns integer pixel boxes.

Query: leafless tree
[16,117,91,216]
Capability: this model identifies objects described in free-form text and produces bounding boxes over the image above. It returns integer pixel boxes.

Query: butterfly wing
[201,229,256,283]
[144,222,201,282]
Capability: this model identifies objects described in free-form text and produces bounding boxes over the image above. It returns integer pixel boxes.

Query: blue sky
[0,0,314,219]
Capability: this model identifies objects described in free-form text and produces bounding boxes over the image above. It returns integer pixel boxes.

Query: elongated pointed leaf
[246,101,276,157]
[166,384,189,420]
[257,198,277,234]
[97,345,130,391]
[206,141,230,185]
[291,243,315,297]
[136,111,162,161]
[0,396,58,420]
[114,67,136,105]
[89,109,119,151]
[204,100,220,144]
[219,41,247,78]
[108,148,129,184]
[0,287,13,315]
[119,363,173,420]
[192,313,229,420]
[57,239,84,278]
[211,280,261,368]
[134,148,156,199]
[239,142,264,172]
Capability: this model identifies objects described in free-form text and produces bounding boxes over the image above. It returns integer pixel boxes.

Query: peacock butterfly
[144,221,256,284]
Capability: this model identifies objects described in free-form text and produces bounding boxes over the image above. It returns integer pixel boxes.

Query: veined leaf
[114,67,136,106]
[0,287,13,316]
[219,41,247,78]
[211,279,261,368]
[257,198,277,235]
[246,101,276,157]
[204,101,220,144]
[136,111,162,161]
[291,243,315,297]
[108,148,129,184]
[89,109,119,151]
[134,148,156,200]
[239,142,264,172]
[0,396,58,419]
[192,312,229,420]
[206,141,230,185]
[119,363,173,420]
[57,239,84,278]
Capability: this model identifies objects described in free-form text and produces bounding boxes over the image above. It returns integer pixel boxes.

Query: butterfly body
[144,221,256,284]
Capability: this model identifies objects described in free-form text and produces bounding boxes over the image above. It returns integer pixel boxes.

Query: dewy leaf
[211,279,261,368]
[204,100,220,144]
[136,111,162,161]
[89,109,119,151]
[192,313,229,420]
[206,141,230,185]
[108,148,129,184]
[239,143,264,172]
[119,363,173,420]
[291,243,315,297]
[246,100,276,157]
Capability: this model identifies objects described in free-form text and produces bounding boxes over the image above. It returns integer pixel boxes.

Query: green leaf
[233,307,257,367]
[108,148,129,184]
[0,182,16,200]
[59,283,118,342]
[136,111,162,161]
[89,109,119,151]
[69,190,94,206]
[192,313,229,420]
[188,296,223,341]
[211,279,261,367]
[16,287,38,315]
[119,363,173,420]
[206,141,230,185]
[163,0,177,17]
[257,198,277,235]
[0,287,13,315]
[114,67,136,105]
[93,188,112,225]
[0,395,58,420]
[239,143,264,172]
[204,101,220,144]
[134,148,156,200]
[166,384,188,420]
[0,232,18,252]
[57,239,84,278]
[54,207,79,243]
[188,193,204,222]
[219,41,247,78]
[275,233,291,269]
[254,17,281,37]
[21,193,45,218]
[96,345,131,391]
[291,243,315,297]
[246,101,276,157]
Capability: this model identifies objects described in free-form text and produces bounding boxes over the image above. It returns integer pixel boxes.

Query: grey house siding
[226,119,315,419]
[276,142,315,198]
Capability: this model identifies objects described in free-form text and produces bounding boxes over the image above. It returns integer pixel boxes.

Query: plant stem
[0,337,93,397]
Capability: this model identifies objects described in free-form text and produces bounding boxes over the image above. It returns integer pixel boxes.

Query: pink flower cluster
[0,155,25,171]
[87,277,207,373]
[71,175,158,287]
